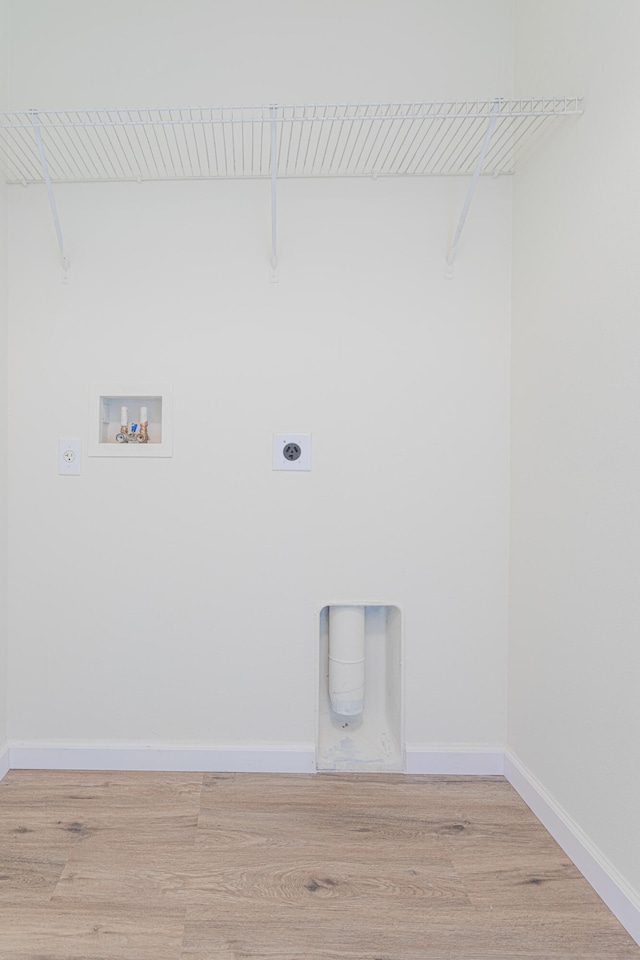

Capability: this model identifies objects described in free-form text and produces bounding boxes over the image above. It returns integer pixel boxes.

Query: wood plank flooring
[0,770,637,959]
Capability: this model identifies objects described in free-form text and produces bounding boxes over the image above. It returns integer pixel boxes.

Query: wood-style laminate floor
[0,771,638,960]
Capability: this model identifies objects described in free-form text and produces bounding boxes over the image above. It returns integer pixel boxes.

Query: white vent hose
[328,605,365,717]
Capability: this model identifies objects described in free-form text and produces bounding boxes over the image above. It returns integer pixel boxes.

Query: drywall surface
[6,0,512,750]
[511,0,640,898]
[0,0,8,748]
[7,0,515,107]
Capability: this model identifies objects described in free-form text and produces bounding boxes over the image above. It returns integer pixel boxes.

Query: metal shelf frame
[0,97,583,280]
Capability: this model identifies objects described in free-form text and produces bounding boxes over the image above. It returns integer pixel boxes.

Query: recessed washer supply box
[89,383,173,457]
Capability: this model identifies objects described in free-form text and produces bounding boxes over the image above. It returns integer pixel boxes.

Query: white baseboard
[8,742,317,774]
[406,744,505,775]
[7,742,506,777]
[505,750,640,948]
[0,743,9,782]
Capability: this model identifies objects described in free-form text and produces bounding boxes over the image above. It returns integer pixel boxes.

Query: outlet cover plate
[273,433,311,471]
[59,438,81,475]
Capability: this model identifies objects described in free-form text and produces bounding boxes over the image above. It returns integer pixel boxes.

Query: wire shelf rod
[485,115,537,174]
[490,113,553,173]
[396,115,438,175]
[351,102,386,173]
[456,118,496,174]
[0,98,583,184]
[63,110,106,179]
[317,103,338,176]
[326,106,350,175]
[142,109,164,179]
[0,127,41,181]
[70,118,108,179]
[286,105,299,173]
[323,118,338,175]
[309,103,328,176]
[368,104,409,174]
[43,114,79,179]
[276,107,285,176]
[341,104,370,173]
[382,110,427,175]
[441,116,487,172]
[0,98,584,129]
[104,111,131,178]
[90,114,127,179]
[421,107,477,172]
[111,110,134,177]
[442,117,486,174]
[282,112,295,176]
[116,110,142,178]
[485,114,532,169]
[145,109,164,177]
[413,115,458,175]
[361,102,398,173]
[332,107,363,174]
[435,119,475,174]
[28,122,67,180]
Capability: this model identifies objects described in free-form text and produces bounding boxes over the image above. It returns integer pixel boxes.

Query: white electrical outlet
[59,438,81,475]
[273,433,311,471]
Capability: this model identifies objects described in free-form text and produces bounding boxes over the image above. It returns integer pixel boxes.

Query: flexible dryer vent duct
[328,605,365,717]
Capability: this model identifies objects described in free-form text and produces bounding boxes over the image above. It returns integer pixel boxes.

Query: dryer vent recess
[317,604,403,772]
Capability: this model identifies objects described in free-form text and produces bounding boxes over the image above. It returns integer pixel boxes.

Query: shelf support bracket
[30,110,70,283]
[270,106,279,283]
[445,98,500,279]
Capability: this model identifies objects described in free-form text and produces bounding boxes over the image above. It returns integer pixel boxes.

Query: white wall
[5,0,513,751]
[7,0,514,107]
[511,0,640,900]
[0,0,8,752]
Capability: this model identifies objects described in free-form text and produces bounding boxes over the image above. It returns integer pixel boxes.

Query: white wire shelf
[0,98,583,184]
